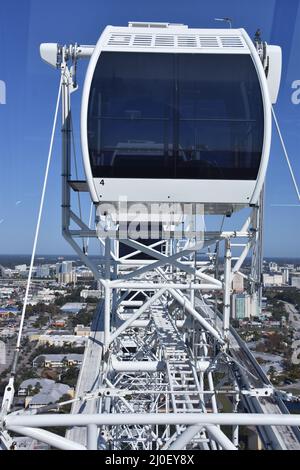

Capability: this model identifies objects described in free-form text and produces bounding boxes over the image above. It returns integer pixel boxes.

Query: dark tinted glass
[87,52,264,180]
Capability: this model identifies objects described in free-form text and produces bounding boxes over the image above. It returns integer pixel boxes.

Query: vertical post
[223,238,232,343]
[104,285,111,350]
[190,251,196,309]
[61,62,72,242]
[87,424,98,450]
[232,383,240,447]
[104,238,111,350]
[111,240,118,325]
[257,191,265,314]
[232,425,239,448]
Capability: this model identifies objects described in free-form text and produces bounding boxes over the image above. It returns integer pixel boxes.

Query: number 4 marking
[100,180,105,186]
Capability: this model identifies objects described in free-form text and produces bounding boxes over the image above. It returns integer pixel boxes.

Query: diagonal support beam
[109,288,166,345]
[110,239,221,286]
[169,289,225,345]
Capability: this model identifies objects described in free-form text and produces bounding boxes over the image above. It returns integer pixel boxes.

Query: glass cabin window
[87,52,264,180]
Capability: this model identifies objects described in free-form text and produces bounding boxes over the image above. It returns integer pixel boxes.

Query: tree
[62,356,69,368]
[60,366,80,387]
[59,393,73,413]
[34,381,42,394]
[26,385,33,396]
[33,314,49,328]
[267,366,276,379]
[71,309,93,327]
[33,356,46,368]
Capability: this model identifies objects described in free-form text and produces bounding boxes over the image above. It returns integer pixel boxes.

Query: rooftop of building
[33,353,83,362]
[60,302,87,312]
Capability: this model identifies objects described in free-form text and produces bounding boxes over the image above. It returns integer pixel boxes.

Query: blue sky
[0,0,299,256]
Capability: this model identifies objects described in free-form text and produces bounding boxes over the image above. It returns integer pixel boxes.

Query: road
[66,301,104,447]
[284,302,300,332]
[0,339,15,375]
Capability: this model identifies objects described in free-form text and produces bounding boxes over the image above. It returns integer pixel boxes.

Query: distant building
[269,262,279,273]
[28,330,42,342]
[261,310,272,319]
[18,378,56,396]
[38,334,87,347]
[52,320,66,328]
[0,307,19,318]
[232,294,247,320]
[266,320,281,327]
[56,261,77,285]
[44,329,73,336]
[19,379,74,410]
[80,289,102,300]
[0,287,14,298]
[75,324,91,337]
[33,354,83,369]
[30,288,56,304]
[232,273,244,293]
[2,268,14,278]
[261,297,267,309]
[15,265,27,272]
[0,265,6,278]
[291,275,300,289]
[36,265,50,278]
[231,294,258,320]
[0,340,6,365]
[76,267,94,279]
[282,268,290,285]
[60,303,87,314]
[0,328,15,339]
[263,274,283,287]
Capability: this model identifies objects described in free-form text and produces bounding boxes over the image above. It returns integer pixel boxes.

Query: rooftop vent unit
[128,22,188,29]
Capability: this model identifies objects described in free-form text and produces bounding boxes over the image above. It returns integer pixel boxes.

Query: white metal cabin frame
[80,25,272,210]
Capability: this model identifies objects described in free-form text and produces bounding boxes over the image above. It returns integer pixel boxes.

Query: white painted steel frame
[6,412,300,428]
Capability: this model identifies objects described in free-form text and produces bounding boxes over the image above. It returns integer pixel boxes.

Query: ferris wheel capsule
[81,23,281,214]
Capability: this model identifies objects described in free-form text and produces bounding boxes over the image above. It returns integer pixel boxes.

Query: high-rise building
[61,261,73,274]
[56,262,77,285]
[263,273,282,287]
[232,294,246,320]
[36,265,50,278]
[231,293,258,320]
[232,273,244,293]
[0,265,6,278]
[282,268,290,285]
[269,262,278,273]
